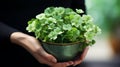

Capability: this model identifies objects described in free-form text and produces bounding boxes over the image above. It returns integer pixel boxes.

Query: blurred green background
[86,0,120,35]
[84,0,120,62]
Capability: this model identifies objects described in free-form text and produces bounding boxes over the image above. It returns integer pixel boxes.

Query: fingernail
[70,61,74,65]
[73,62,77,66]
[66,62,73,66]
[52,59,57,63]
[66,63,70,66]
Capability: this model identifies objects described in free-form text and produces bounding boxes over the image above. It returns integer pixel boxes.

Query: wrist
[10,32,31,46]
[10,32,42,53]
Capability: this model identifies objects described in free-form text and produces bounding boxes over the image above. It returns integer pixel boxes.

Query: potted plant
[26,7,101,62]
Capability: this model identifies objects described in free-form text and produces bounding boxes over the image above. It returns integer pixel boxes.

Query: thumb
[44,53,57,63]
[39,49,57,63]
[47,54,57,63]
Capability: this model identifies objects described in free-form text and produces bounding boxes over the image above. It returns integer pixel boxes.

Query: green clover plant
[26,7,101,50]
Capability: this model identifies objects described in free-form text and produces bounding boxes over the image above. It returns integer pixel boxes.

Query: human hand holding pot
[10,32,75,67]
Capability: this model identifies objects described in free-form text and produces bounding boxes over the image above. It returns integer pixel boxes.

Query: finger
[52,61,74,67]
[52,63,65,67]
[38,49,57,63]
[73,46,89,66]
[64,61,74,66]
[33,42,57,63]
[33,53,55,66]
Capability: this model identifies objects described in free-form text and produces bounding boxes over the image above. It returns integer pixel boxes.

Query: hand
[51,46,89,67]
[10,32,74,67]
[73,46,89,66]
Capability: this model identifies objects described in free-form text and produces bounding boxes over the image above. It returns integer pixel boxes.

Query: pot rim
[42,41,81,46]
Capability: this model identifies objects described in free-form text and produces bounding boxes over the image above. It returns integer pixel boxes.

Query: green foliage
[26,7,101,47]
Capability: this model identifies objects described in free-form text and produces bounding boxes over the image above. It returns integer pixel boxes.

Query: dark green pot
[42,42,82,62]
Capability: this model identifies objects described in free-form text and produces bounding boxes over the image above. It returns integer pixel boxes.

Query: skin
[10,32,89,67]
